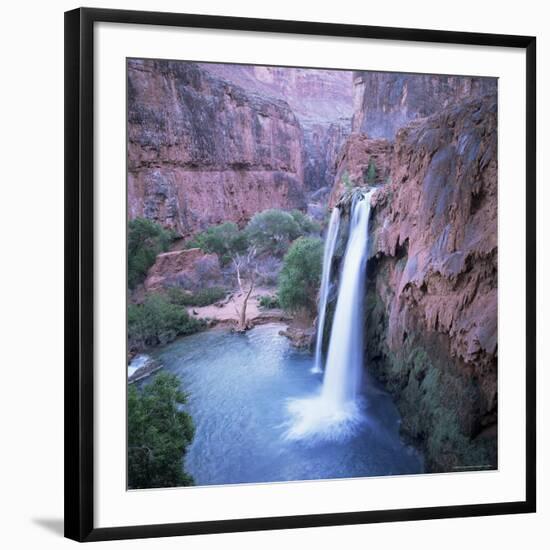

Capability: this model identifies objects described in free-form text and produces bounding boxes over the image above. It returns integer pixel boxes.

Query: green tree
[246,209,302,256]
[186,222,248,265]
[290,209,321,234]
[128,294,203,351]
[128,218,174,289]
[186,222,253,291]
[278,236,323,315]
[258,294,280,309]
[366,158,377,183]
[128,372,195,489]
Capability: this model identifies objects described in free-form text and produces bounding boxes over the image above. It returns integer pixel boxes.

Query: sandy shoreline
[189,286,291,327]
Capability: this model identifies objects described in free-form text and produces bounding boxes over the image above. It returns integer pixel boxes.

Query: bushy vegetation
[187,209,319,262]
[128,218,174,289]
[185,222,248,265]
[246,209,303,256]
[290,209,321,234]
[365,158,377,183]
[385,340,493,472]
[128,294,203,351]
[128,372,195,489]
[166,286,226,307]
[258,295,280,309]
[278,237,323,315]
[158,208,321,330]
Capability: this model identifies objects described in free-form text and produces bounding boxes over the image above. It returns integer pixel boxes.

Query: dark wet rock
[279,326,316,350]
[128,356,163,384]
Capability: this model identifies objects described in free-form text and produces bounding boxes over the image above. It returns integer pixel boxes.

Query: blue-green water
[153,323,423,486]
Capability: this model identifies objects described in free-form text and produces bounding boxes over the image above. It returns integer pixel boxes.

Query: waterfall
[311,207,341,373]
[285,189,375,441]
[321,191,373,410]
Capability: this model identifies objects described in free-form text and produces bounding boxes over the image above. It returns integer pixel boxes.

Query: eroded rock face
[303,121,350,192]
[144,248,221,292]
[198,64,353,124]
[352,71,497,140]
[328,135,393,207]
[362,97,498,471]
[199,63,353,191]
[128,60,306,235]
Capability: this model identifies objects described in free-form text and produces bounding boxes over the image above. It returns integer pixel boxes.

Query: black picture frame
[65,7,537,542]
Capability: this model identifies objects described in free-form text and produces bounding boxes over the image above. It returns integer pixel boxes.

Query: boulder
[144,248,221,291]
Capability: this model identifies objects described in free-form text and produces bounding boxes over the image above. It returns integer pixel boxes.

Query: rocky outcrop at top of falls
[351,71,498,141]
[328,134,393,208]
[331,95,498,472]
[128,59,306,236]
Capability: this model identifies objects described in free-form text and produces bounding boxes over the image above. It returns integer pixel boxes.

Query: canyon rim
[126,58,498,489]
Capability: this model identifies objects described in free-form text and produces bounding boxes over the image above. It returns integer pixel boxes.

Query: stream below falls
[151,323,423,486]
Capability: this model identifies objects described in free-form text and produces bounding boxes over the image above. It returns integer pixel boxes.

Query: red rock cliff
[352,71,497,140]
[328,135,393,207]
[329,95,498,472]
[365,97,498,471]
[199,63,353,192]
[128,59,306,236]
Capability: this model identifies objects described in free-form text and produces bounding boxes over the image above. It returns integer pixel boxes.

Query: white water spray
[285,189,375,441]
[311,207,341,373]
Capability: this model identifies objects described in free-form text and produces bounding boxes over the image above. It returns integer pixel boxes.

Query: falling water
[311,207,341,373]
[321,190,373,410]
[285,189,375,441]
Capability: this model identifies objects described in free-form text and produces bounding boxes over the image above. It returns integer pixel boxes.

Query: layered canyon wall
[352,71,497,140]
[128,60,306,236]
[200,63,353,192]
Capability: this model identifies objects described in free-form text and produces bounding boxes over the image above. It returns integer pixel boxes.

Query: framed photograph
[65,7,536,542]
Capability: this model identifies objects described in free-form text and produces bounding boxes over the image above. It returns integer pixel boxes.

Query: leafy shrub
[128,218,174,289]
[278,237,323,315]
[365,158,377,183]
[128,372,195,489]
[128,294,203,351]
[246,209,303,256]
[166,286,226,307]
[290,209,321,234]
[186,222,248,265]
[258,295,280,309]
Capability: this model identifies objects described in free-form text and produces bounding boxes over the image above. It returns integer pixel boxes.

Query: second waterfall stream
[286,189,376,441]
